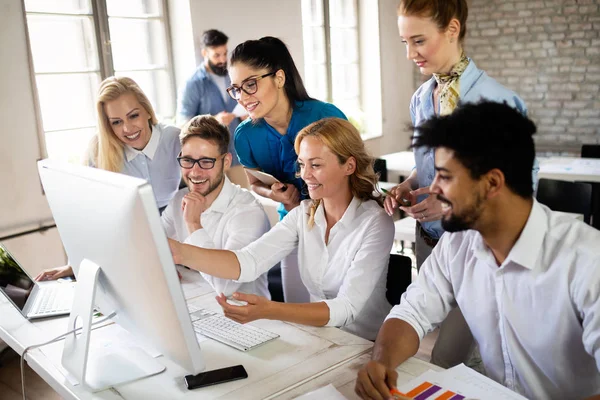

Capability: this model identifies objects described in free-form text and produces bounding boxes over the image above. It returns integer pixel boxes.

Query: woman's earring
[450,38,454,43]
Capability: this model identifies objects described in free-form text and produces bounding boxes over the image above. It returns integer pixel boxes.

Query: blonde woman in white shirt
[169,118,394,340]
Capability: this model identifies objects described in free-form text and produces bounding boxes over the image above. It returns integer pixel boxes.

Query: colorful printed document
[400,380,465,399]
[396,364,527,400]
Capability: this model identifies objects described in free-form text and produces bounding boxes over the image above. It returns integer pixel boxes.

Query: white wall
[363,0,414,159]
[166,0,196,93]
[0,0,53,237]
[359,0,383,140]
[180,0,305,88]
[0,0,66,272]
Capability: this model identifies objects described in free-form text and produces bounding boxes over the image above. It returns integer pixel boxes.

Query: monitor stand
[61,259,165,392]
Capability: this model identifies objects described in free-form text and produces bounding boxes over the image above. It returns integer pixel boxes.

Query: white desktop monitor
[37,159,204,390]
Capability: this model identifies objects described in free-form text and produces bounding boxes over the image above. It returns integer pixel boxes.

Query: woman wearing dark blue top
[226,37,346,302]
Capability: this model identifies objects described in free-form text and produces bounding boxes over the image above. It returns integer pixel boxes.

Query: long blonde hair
[93,76,158,172]
[294,118,382,228]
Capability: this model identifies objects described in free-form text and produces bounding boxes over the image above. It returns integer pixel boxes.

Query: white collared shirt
[161,178,271,298]
[234,197,395,340]
[387,200,600,399]
[122,123,181,208]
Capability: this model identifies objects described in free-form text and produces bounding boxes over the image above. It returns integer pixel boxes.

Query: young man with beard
[176,29,247,186]
[355,101,600,400]
[161,115,271,298]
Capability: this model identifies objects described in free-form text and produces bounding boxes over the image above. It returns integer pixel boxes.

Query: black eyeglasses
[226,72,276,100]
[177,154,226,170]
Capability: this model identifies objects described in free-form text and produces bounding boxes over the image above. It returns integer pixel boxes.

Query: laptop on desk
[0,242,74,319]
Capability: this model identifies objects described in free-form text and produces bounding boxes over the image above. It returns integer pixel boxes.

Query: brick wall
[412,0,600,154]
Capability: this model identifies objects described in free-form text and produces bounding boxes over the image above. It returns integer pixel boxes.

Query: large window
[301,0,363,132]
[24,0,175,164]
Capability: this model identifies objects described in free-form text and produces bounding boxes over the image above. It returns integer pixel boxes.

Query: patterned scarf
[432,53,470,116]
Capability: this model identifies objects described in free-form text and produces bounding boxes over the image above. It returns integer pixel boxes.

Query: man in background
[176,29,246,186]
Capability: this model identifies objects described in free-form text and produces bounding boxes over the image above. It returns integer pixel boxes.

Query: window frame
[302,0,364,134]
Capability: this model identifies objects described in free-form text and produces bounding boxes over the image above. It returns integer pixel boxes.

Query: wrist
[399,179,412,191]
[263,300,280,320]
[372,350,395,370]
[406,177,419,191]
[186,221,202,234]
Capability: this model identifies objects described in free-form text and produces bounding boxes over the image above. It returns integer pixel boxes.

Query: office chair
[268,264,284,302]
[374,158,388,183]
[581,144,600,229]
[536,178,593,225]
[386,253,413,306]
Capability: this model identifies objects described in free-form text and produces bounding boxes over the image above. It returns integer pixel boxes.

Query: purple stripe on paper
[450,395,465,400]
[414,385,442,400]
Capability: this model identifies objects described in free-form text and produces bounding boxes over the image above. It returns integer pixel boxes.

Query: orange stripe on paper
[405,381,433,397]
[435,391,457,400]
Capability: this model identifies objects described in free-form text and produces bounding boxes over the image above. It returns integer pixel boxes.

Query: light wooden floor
[0,348,62,400]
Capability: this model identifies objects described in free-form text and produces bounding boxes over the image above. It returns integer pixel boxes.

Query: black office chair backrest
[386,253,412,306]
[374,158,388,183]
[580,145,600,229]
[581,144,600,159]
[267,263,284,303]
[536,178,593,224]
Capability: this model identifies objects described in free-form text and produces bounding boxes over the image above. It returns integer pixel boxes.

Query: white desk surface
[0,267,374,400]
[538,156,600,183]
[382,153,600,184]
[380,152,415,183]
[279,352,443,399]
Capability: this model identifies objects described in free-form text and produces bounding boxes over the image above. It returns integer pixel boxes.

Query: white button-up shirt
[161,178,271,298]
[234,197,395,340]
[387,200,600,399]
[122,123,181,208]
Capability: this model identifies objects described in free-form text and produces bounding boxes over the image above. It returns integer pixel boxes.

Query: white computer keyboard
[187,304,279,352]
[30,285,72,315]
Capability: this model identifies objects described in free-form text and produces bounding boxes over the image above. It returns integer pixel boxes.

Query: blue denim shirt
[177,63,240,166]
[411,59,540,239]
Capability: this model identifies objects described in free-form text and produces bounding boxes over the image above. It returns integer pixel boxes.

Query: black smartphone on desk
[184,365,248,390]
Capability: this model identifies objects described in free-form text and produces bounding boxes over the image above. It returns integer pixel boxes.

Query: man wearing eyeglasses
[176,29,248,187]
[161,115,271,298]
[36,115,272,292]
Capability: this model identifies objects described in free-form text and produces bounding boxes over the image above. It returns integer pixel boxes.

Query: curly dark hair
[412,100,536,198]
